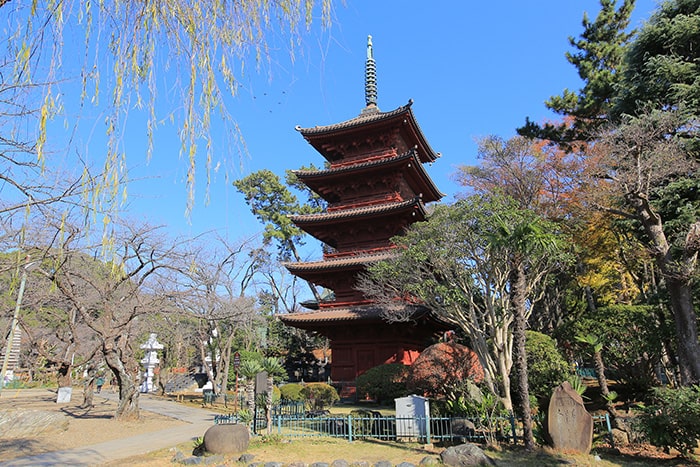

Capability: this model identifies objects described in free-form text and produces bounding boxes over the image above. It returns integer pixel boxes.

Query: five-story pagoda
[280,36,450,382]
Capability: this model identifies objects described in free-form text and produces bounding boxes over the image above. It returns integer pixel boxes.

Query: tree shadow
[0,437,57,458]
[59,399,115,420]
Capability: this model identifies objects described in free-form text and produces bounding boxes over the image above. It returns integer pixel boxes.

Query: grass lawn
[112,436,693,466]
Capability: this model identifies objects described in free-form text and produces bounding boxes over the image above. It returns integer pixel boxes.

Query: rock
[350,462,370,467]
[0,409,69,438]
[440,443,496,466]
[263,463,283,467]
[547,382,594,454]
[374,461,393,467]
[397,462,416,467]
[310,463,329,467]
[419,456,440,465]
[451,418,477,436]
[181,456,204,465]
[611,428,629,446]
[238,454,256,463]
[287,462,307,467]
[202,423,250,455]
[331,460,349,467]
[203,455,225,465]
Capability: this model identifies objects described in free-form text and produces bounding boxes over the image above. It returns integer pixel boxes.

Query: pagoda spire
[363,35,378,113]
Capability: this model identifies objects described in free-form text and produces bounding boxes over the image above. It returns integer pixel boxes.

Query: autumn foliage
[408,342,484,399]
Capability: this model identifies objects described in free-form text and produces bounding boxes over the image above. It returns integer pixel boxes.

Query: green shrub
[526,331,571,401]
[637,385,700,459]
[349,409,379,438]
[355,363,409,404]
[300,382,339,410]
[280,383,304,401]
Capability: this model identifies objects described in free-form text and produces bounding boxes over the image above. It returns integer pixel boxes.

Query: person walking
[96,375,105,393]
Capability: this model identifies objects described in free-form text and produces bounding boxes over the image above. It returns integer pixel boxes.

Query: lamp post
[1,256,37,395]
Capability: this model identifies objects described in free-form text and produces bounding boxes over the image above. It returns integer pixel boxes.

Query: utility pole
[1,256,37,396]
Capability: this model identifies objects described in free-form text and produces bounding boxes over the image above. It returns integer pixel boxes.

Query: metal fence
[216,411,518,444]
[215,409,615,447]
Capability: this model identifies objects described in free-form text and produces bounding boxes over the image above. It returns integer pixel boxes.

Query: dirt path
[0,388,218,465]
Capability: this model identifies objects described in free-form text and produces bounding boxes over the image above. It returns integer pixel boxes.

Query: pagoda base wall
[325,323,433,381]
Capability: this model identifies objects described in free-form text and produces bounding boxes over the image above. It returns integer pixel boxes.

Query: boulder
[440,443,496,466]
[611,428,629,446]
[202,423,249,455]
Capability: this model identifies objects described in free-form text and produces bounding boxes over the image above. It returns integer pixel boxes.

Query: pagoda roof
[289,197,427,226]
[293,149,444,203]
[295,101,439,164]
[278,303,452,331]
[283,250,395,275]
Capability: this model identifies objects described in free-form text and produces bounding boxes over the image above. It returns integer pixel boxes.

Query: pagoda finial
[364,35,378,109]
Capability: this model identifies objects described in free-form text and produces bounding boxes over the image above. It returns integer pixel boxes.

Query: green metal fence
[216,412,518,444]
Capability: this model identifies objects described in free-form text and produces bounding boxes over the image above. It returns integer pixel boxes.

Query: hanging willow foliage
[4,0,332,223]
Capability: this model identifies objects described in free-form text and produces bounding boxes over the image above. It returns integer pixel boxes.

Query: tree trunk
[592,349,621,428]
[246,380,255,412]
[57,362,72,388]
[266,375,274,434]
[510,262,534,450]
[633,197,700,384]
[667,277,700,385]
[104,347,140,420]
[81,366,96,408]
[198,339,218,395]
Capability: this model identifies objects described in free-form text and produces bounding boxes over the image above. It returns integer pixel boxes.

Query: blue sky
[101,1,658,254]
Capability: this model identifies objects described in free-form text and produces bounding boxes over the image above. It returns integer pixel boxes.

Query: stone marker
[56,387,72,403]
[547,381,593,454]
[203,423,250,455]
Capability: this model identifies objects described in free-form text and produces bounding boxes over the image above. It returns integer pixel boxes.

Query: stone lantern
[140,333,163,393]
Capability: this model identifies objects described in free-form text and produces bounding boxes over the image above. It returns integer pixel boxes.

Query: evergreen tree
[518,0,637,146]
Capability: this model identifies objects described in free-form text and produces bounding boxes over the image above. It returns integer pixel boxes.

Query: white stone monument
[140,333,163,393]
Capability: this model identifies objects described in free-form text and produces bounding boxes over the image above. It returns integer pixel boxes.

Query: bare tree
[22,216,187,419]
[174,235,260,397]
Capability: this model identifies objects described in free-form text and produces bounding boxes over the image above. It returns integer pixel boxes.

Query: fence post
[605,413,615,449]
[425,414,431,445]
[347,415,353,442]
[277,415,282,434]
[509,412,517,445]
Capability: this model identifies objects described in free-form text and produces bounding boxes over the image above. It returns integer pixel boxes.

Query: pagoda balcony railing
[323,245,396,260]
[330,149,398,169]
[318,299,373,308]
[326,193,403,212]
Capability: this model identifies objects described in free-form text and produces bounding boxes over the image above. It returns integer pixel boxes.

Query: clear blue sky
[105,1,658,254]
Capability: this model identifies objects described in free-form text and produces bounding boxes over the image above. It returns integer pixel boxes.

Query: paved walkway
[2,392,219,466]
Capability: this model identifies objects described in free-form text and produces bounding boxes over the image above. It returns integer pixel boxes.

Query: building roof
[295,101,440,164]
[289,197,426,226]
[283,249,395,274]
[293,149,444,203]
[278,303,452,331]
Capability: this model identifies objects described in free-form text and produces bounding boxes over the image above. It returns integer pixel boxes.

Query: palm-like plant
[260,357,286,433]
[575,333,619,423]
[239,360,262,412]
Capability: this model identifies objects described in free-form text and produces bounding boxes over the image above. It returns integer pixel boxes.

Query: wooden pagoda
[280,36,450,382]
